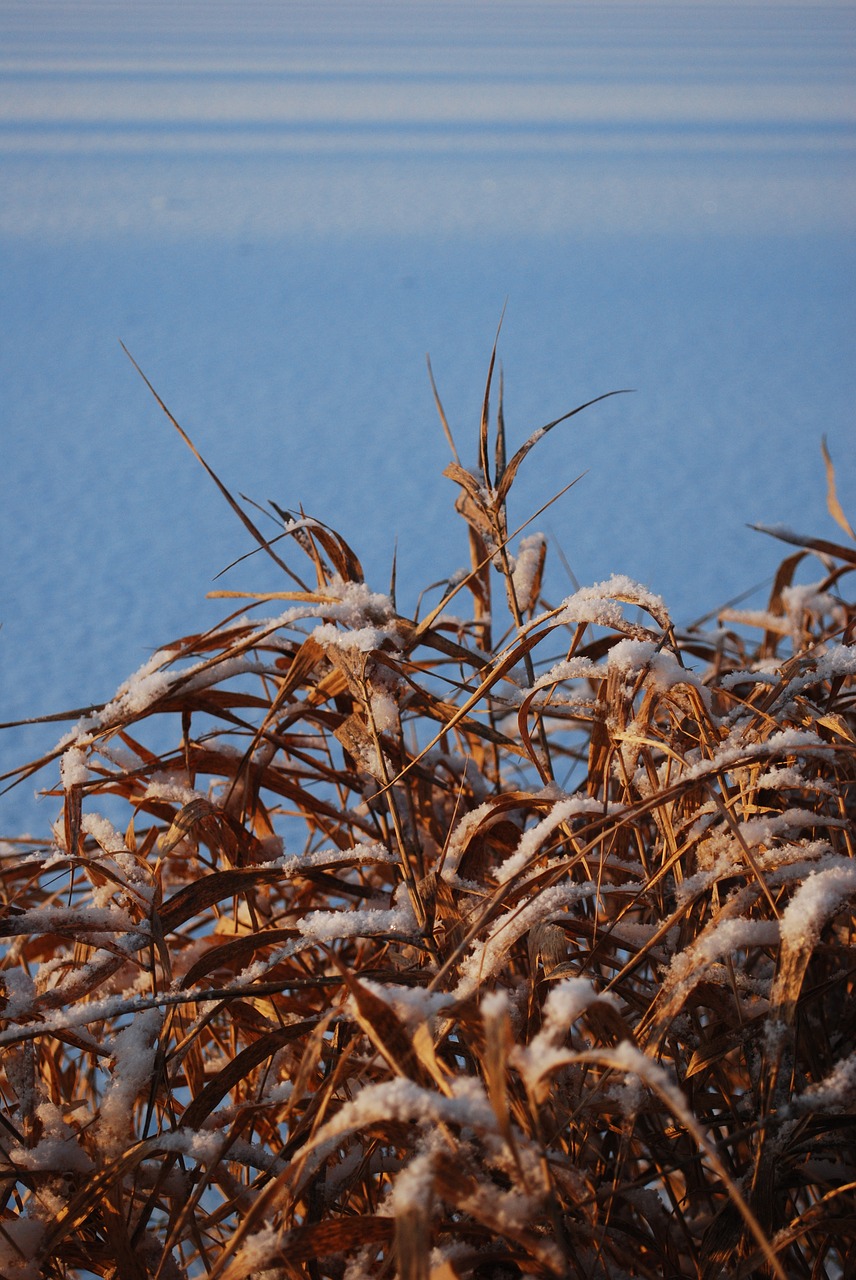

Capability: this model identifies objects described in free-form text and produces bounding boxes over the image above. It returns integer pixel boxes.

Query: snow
[606,639,709,702]
[676,727,834,787]
[393,1147,437,1213]
[315,1076,495,1149]
[551,576,670,633]
[815,644,856,680]
[1,968,36,1019]
[788,584,847,628]
[528,657,600,690]
[732,809,849,853]
[540,977,616,1037]
[1,904,139,937]
[157,1128,231,1164]
[80,811,125,854]
[606,1042,694,1124]
[677,837,844,908]
[297,582,400,653]
[97,1007,163,1156]
[792,1051,856,1114]
[59,746,89,789]
[295,900,419,943]
[144,777,210,807]
[720,669,779,692]
[0,987,209,1049]
[54,648,262,753]
[320,580,395,625]
[312,621,389,653]
[9,1101,94,1176]
[359,978,455,1027]
[274,839,396,874]
[480,987,511,1021]
[79,811,155,903]
[456,881,602,997]
[370,687,399,733]
[668,917,781,987]
[91,650,174,720]
[510,533,546,607]
[496,796,615,884]
[263,1074,506,1206]
[778,861,856,952]
[599,1039,740,1190]
[723,584,848,641]
[556,595,627,631]
[718,608,793,635]
[606,638,661,676]
[511,977,618,1093]
[228,1226,281,1272]
[754,765,831,792]
[440,800,499,880]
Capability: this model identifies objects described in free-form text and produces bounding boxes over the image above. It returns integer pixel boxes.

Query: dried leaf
[821,435,856,541]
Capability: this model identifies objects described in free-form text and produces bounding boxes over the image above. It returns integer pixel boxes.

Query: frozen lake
[1,1,854,834]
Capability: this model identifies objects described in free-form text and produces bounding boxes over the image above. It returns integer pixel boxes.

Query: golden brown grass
[1,349,854,1279]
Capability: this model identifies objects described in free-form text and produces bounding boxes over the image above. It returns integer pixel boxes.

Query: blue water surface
[1,2,854,834]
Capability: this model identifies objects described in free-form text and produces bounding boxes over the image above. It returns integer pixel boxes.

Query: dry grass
[1,350,854,1279]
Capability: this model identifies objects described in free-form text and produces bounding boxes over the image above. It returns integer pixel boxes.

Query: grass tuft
[1,355,854,1279]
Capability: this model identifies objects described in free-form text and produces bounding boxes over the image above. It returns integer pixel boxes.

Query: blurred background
[1,0,854,833]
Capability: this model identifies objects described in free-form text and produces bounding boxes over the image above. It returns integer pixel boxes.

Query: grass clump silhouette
[1,344,854,1279]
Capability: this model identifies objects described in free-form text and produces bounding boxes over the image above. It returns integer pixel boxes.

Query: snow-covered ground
[1,1,854,834]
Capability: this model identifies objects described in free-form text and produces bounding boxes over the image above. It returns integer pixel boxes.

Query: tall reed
[1,351,854,1279]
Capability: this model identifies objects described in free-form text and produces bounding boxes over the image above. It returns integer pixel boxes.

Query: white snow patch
[779,861,856,952]
[393,1147,437,1214]
[512,977,616,1092]
[296,900,418,942]
[814,643,856,679]
[440,800,499,880]
[793,1051,856,1114]
[456,881,601,997]
[9,1100,93,1178]
[781,582,844,624]
[607,638,707,699]
[329,1076,494,1139]
[80,811,125,854]
[510,533,546,606]
[2,968,36,1019]
[370,687,399,733]
[60,746,89,789]
[274,840,395,875]
[157,1128,230,1163]
[313,621,388,652]
[359,979,455,1026]
[229,1226,281,1271]
[553,575,669,630]
[144,777,210,806]
[528,656,600,690]
[101,651,174,716]
[5,904,138,935]
[480,987,511,1022]
[682,728,830,784]
[496,797,613,884]
[97,1008,163,1157]
[664,916,780,993]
